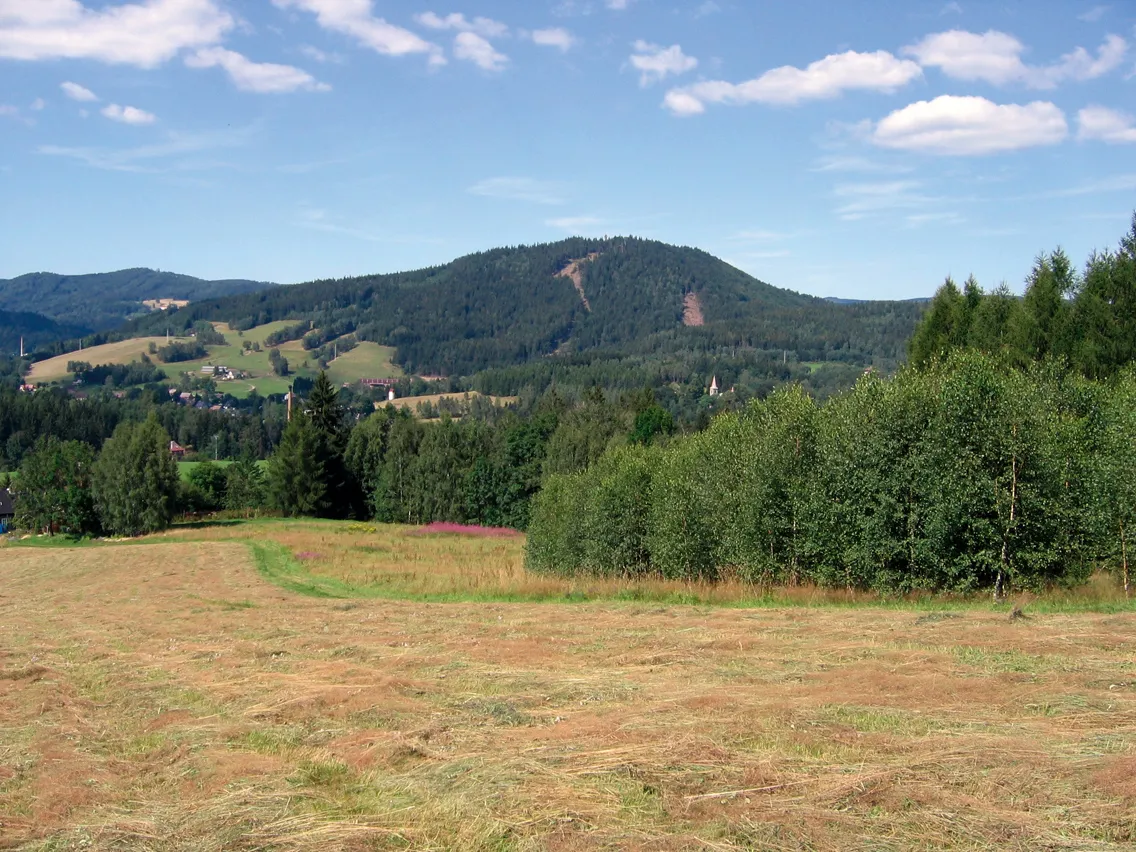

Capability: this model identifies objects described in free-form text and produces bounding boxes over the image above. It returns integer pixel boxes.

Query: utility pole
[19,337,24,358]
[287,382,293,422]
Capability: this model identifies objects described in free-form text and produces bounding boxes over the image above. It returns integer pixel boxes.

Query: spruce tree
[266,412,326,516]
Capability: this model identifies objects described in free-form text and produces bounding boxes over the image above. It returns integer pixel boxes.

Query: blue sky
[1,0,1133,299]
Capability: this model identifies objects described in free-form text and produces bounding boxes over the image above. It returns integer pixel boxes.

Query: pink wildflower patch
[294,551,324,561]
[410,522,521,539]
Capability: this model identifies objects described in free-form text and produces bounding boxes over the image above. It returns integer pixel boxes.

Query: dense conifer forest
[0,268,274,332]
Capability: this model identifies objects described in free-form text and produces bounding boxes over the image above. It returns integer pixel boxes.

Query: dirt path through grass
[1,543,1134,849]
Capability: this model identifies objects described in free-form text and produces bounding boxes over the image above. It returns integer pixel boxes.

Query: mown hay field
[0,520,1134,850]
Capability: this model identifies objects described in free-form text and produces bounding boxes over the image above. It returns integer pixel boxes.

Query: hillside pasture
[385,391,518,415]
[0,520,1133,850]
[27,337,169,383]
[26,323,401,397]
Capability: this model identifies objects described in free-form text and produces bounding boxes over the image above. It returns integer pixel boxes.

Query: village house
[0,489,14,533]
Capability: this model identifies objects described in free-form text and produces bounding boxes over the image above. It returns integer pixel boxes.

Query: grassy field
[1,519,1133,850]
[386,392,518,413]
[26,323,402,397]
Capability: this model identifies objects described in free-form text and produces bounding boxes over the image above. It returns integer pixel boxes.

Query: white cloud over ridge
[872,95,1067,155]
[629,41,697,86]
[0,0,232,66]
[468,177,566,204]
[1078,106,1136,144]
[663,50,921,115]
[532,28,574,52]
[60,81,97,101]
[272,0,443,65]
[101,103,157,125]
[453,32,507,71]
[904,30,1127,88]
[186,47,329,93]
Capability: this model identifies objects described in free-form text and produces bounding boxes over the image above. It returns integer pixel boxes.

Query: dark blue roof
[0,489,13,517]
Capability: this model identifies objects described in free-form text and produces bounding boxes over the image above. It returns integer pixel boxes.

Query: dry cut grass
[0,528,1134,850]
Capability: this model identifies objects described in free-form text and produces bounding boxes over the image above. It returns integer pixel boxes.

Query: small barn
[0,489,14,533]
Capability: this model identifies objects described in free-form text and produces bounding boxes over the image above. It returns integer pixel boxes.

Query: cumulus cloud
[416,12,508,38]
[607,0,634,8]
[61,80,97,101]
[468,176,566,204]
[0,0,233,67]
[185,47,329,93]
[872,95,1067,155]
[663,50,921,115]
[1078,105,1136,143]
[903,30,1127,88]
[31,97,45,110]
[101,103,157,124]
[629,41,697,86]
[452,32,508,71]
[532,27,574,51]
[272,0,443,65]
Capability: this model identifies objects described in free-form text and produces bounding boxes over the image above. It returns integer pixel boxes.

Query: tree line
[527,353,1135,597]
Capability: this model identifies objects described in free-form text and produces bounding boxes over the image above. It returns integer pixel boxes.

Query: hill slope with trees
[0,268,276,332]
[120,237,924,383]
[0,309,90,355]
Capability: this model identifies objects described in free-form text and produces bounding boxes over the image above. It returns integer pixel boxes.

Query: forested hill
[125,237,925,377]
[0,268,276,332]
[0,309,89,354]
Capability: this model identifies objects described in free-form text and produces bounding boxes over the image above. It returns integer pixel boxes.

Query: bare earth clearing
[0,528,1134,850]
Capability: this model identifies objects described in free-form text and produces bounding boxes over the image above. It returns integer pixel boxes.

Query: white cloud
[833,179,930,219]
[629,41,697,86]
[0,104,20,120]
[663,50,921,114]
[531,27,574,51]
[416,12,508,38]
[60,80,98,101]
[872,95,1067,155]
[0,0,233,67]
[30,97,45,110]
[452,32,508,71]
[810,155,914,173]
[732,230,787,240]
[695,1,720,17]
[1078,105,1136,143]
[300,44,343,63]
[607,0,634,8]
[905,211,965,228]
[272,0,443,64]
[101,103,157,125]
[39,126,252,171]
[903,30,1128,88]
[662,90,705,116]
[469,176,566,204]
[940,2,963,14]
[186,47,329,93]
[546,215,604,230]
[1078,6,1108,23]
